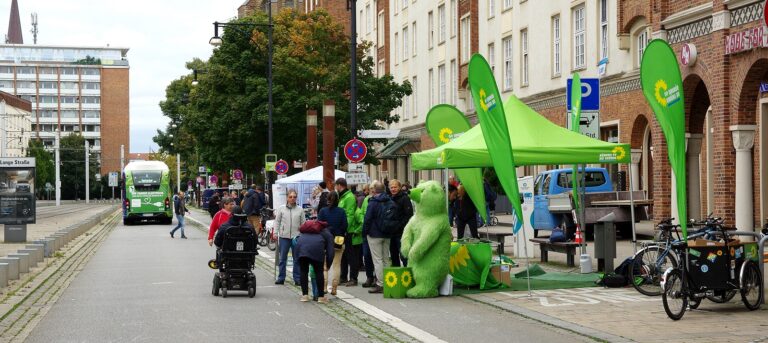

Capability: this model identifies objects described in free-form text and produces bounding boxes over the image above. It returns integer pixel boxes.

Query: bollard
[23,245,44,262]
[0,258,20,280]
[19,249,40,266]
[33,240,53,257]
[7,254,29,274]
[0,263,7,287]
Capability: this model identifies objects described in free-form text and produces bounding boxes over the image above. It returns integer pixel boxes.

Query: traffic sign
[348,163,364,172]
[232,169,243,180]
[275,159,289,175]
[565,110,600,139]
[198,166,206,173]
[567,78,600,111]
[293,161,303,169]
[344,138,367,163]
[209,175,219,186]
[345,172,369,185]
[45,182,53,191]
[357,129,400,139]
[265,154,278,172]
[108,172,119,187]
[196,176,204,185]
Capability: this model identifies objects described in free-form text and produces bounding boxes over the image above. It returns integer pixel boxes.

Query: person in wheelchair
[211,206,259,297]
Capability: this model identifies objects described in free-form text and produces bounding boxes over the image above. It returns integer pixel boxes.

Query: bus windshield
[132,171,162,191]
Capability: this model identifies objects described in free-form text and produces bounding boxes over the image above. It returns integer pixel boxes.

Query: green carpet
[452,271,601,295]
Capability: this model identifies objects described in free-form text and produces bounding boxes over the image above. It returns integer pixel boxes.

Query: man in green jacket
[356,191,376,287]
[336,178,362,286]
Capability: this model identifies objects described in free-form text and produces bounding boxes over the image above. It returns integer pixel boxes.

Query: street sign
[108,172,118,187]
[209,175,219,186]
[345,172,369,185]
[344,138,367,163]
[348,163,364,172]
[277,174,287,180]
[229,184,243,190]
[293,161,303,169]
[232,169,243,180]
[566,110,600,139]
[357,129,401,139]
[44,182,53,191]
[198,166,206,173]
[265,154,278,172]
[567,78,600,111]
[275,159,289,175]
[196,176,204,185]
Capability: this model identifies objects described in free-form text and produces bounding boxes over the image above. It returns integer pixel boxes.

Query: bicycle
[629,218,680,296]
[257,207,277,251]
[660,219,764,320]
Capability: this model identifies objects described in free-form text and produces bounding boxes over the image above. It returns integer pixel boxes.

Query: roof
[0,91,31,112]
[124,161,169,172]
[275,166,346,184]
[377,138,419,159]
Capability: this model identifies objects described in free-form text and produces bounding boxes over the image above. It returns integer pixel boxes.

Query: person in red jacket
[208,197,235,246]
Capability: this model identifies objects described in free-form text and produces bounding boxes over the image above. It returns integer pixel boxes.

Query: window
[521,29,528,86]
[503,0,512,10]
[403,92,410,119]
[556,171,606,189]
[61,82,78,89]
[39,81,57,89]
[366,4,372,33]
[429,68,434,107]
[17,81,35,89]
[0,80,13,88]
[38,110,57,118]
[61,96,78,104]
[488,0,495,18]
[395,32,400,64]
[600,0,608,61]
[461,15,471,63]
[637,29,649,68]
[428,11,434,49]
[17,67,34,74]
[40,67,56,74]
[40,96,57,103]
[488,43,496,73]
[438,64,446,103]
[451,0,457,36]
[451,60,457,105]
[438,5,446,43]
[552,15,561,76]
[466,86,475,112]
[82,96,100,104]
[82,82,100,90]
[0,66,12,73]
[412,22,417,57]
[502,36,512,90]
[378,12,385,46]
[412,76,418,118]
[60,110,78,118]
[81,68,100,76]
[402,27,409,61]
[573,6,586,69]
[60,67,77,75]
[378,60,385,76]
[83,110,100,118]
[402,0,408,10]
[20,95,36,103]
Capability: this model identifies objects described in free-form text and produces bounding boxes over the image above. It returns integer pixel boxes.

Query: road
[22,215,598,343]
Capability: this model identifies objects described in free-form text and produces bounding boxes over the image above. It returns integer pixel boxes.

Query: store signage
[760,82,768,93]
[724,26,767,55]
[681,43,697,66]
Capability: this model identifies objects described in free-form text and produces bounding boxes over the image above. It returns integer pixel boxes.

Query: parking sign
[567,78,600,111]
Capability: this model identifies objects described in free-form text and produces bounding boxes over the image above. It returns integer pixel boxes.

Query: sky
[0,0,245,153]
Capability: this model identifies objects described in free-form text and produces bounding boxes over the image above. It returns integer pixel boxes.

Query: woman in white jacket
[274,190,307,285]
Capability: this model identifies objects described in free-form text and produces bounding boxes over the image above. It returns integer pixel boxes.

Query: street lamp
[191,69,207,86]
[209,1,274,154]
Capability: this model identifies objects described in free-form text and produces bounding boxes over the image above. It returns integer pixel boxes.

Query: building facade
[238,0,304,19]
[0,91,31,157]
[0,45,130,175]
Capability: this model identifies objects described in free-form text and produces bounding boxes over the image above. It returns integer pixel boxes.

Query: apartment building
[237,0,303,18]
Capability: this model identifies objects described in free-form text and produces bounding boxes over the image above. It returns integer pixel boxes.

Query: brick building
[237,0,303,19]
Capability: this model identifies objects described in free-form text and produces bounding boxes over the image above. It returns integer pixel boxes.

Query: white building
[0,91,31,157]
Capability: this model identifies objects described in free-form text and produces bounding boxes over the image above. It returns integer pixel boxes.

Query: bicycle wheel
[662,269,687,320]
[268,231,277,251]
[630,246,677,296]
[706,290,737,303]
[258,230,268,247]
[740,261,764,311]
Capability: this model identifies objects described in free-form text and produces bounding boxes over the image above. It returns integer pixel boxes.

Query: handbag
[549,227,567,243]
[334,235,345,249]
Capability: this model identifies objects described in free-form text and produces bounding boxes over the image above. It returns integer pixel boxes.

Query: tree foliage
[155,9,410,175]
[26,139,54,197]
[59,134,100,200]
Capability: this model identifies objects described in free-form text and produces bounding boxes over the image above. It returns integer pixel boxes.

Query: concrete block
[0,263,7,287]
[7,254,28,274]
[34,239,54,257]
[0,258,19,280]
[19,249,40,266]
[24,245,45,261]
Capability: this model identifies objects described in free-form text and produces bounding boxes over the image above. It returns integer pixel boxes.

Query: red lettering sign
[725,26,767,55]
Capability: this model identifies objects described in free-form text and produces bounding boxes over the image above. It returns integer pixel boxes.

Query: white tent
[272,166,346,208]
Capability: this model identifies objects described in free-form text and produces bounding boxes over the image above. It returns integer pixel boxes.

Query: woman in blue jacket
[317,191,348,295]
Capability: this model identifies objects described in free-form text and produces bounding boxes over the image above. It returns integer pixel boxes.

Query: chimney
[6,0,23,44]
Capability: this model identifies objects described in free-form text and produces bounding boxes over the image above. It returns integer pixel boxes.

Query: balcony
[59,117,79,124]
[15,73,35,80]
[81,74,100,82]
[38,88,57,95]
[59,74,78,81]
[80,88,99,96]
[81,117,100,124]
[38,73,57,81]
[82,103,100,110]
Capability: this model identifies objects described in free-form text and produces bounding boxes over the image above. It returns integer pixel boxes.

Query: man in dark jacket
[295,220,334,303]
[388,179,413,267]
[316,181,330,213]
[208,192,221,218]
[170,191,189,239]
[242,185,265,233]
[363,181,391,293]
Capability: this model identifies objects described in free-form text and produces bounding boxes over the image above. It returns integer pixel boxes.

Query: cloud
[0,0,243,152]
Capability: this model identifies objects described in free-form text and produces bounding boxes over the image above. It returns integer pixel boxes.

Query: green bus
[122,161,173,225]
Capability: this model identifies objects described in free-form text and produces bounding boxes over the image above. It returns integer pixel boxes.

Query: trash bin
[594,213,617,272]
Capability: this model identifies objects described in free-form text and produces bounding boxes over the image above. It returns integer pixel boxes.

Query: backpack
[378,198,401,236]
[549,227,567,243]
[597,273,628,288]
[610,257,641,287]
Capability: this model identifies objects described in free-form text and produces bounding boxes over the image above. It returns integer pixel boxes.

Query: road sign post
[567,78,600,111]
[275,159,289,175]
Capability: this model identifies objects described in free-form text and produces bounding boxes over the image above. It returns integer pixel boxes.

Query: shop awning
[377,138,418,159]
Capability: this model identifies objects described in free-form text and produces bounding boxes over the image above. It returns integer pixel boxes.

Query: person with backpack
[207,192,221,218]
[294,218,334,303]
[317,190,348,295]
[363,181,396,294]
[388,179,413,267]
[483,179,497,225]
[453,185,479,239]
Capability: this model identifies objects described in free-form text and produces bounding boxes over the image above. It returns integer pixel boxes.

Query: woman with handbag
[317,191,348,295]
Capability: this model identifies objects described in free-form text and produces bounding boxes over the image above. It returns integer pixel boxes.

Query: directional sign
[357,129,401,139]
[344,138,368,163]
[567,78,600,111]
[108,172,119,187]
[232,169,243,180]
[275,159,289,175]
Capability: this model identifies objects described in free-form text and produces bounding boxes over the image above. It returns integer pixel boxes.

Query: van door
[534,173,555,230]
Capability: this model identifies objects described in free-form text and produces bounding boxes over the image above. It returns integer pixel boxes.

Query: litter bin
[594,213,617,272]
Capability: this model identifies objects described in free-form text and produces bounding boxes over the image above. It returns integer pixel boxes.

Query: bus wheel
[123,218,132,226]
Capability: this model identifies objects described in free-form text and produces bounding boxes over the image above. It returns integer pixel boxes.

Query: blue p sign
[567,78,600,111]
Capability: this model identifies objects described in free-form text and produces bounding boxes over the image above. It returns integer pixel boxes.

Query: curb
[462,293,632,343]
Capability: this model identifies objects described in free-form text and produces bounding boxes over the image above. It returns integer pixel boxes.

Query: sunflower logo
[438,128,454,144]
[654,79,668,107]
[449,245,471,273]
[385,271,398,288]
[479,89,489,111]
[401,270,413,287]
[612,146,626,160]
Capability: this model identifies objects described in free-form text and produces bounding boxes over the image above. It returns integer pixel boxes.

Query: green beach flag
[570,73,582,211]
[426,105,487,223]
[640,39,688,237]
[468,54,523,233]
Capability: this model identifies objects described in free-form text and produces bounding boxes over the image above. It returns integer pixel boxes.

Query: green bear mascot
[400,180,453,298]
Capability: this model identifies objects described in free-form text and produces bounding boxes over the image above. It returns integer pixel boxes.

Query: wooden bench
[484,231,515,255]
[529,238,580,267]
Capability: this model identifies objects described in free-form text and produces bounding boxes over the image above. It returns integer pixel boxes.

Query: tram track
[35,204,114,220]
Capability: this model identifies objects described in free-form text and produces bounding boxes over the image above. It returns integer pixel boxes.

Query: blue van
[533,167,612,234]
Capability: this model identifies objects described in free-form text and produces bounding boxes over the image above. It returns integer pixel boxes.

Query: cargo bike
[660,218,765,320]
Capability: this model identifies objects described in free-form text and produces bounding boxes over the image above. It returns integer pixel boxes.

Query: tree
[59,134,100,200]
[26,139,54,197]
[154,9,410,174]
